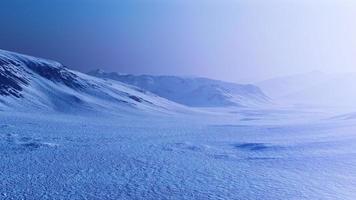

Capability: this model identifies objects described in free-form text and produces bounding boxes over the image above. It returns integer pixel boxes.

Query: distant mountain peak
[88,69,128,77]
[92,69,106,74]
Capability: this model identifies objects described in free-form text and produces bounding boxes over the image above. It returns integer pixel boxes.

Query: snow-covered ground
[1,106,356,200]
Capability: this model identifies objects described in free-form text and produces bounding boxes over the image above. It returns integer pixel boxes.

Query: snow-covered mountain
[256,71,329,99]
[88,70,270,107]
[0,49,185,114]
[257,71,356,108]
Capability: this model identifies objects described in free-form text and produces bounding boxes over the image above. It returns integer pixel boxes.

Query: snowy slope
[0,50,186,114]
[88,69,270,107]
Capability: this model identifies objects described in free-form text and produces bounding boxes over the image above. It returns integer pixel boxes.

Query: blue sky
[0,0,355,82]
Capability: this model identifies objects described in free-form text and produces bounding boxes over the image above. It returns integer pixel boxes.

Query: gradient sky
[0,0,355,82]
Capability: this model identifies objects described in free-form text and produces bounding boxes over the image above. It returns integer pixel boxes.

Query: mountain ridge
[88,69,270,107]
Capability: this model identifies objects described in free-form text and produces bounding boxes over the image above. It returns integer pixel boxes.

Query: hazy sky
[0,0,355,82]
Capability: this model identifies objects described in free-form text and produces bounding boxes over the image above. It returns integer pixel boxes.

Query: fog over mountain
[257,71,356,108]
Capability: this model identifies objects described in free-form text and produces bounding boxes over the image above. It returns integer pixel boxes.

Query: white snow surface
[1,107,356,200]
